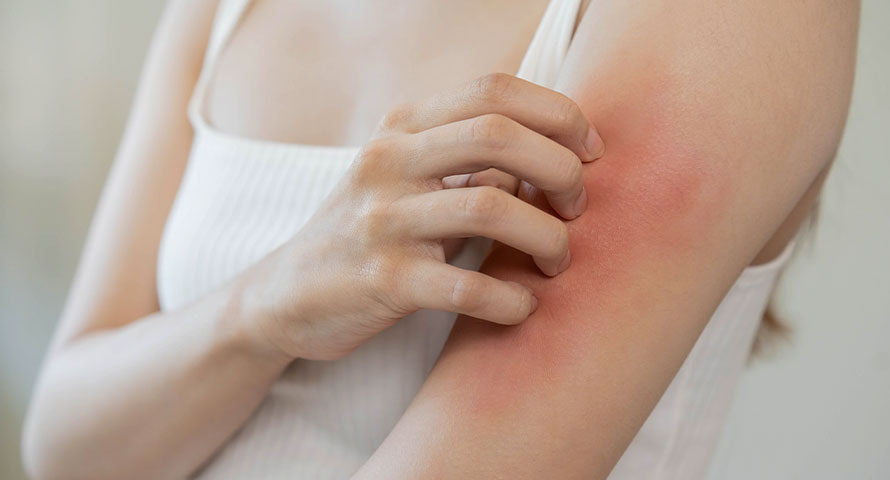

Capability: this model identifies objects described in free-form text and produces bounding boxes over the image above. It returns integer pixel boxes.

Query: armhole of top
[572,0,591,39]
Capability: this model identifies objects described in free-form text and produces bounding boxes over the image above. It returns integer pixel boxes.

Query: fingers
[397,187,571,277]
[402,260,538,325]
[409,114,588,219]
[376,72,605,162]
[465,168,521,194]
[442,168,520,195]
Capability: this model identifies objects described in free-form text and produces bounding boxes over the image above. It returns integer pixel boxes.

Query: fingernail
[497,183,515,194]
[558,249,572,273]
[529,294,539,314]
[584,127,605,161]
[573,187,588,218]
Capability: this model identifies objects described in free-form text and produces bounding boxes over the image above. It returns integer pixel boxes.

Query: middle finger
[409,113,588,220]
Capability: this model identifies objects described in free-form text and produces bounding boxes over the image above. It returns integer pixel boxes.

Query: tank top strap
[515,0,583,88]
[201,0,252,73]
[189,0,252,126]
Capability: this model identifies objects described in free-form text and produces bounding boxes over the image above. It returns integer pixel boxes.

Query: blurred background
[1,1,887,479]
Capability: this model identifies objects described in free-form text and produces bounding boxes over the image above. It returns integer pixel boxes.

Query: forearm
[23,281,291,480]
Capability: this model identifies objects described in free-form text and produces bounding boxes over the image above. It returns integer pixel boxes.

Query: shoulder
[560,0,859,179]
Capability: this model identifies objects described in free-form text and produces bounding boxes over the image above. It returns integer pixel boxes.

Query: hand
[238,73,605,361]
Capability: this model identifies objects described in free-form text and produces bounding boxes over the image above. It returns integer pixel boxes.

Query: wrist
[214,271,297,369]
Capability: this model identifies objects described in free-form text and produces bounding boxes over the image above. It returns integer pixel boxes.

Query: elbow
[21,370,114,480]
[21,403,64,480]
[22,356,67,480]
[21,447,65,480]
[22,388,71,480]
[22,408,116,480]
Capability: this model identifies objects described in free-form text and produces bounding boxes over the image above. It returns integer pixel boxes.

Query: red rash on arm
[442,76,732,392]
[436,129,728,412]
[378,137,737,477]
[355,1,857,477]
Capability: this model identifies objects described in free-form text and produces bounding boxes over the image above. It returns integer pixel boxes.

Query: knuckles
[552,94,586,134]
[551,150,584,192]
[355,137,392,169]
[376,102,416,134]
[470,72,515,104]
[353,201,417,314]
[449,274,484,312]
[544,220,570,261]
[361,251,404,300]
[361,199,397,242]
[460,113,514,151]
[352,136,401,185]
[458,186,507,226]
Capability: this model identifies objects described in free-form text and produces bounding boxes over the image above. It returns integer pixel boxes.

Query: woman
[23,0,858,478]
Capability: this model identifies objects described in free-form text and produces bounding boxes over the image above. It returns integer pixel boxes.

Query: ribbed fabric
[156,0,795,477]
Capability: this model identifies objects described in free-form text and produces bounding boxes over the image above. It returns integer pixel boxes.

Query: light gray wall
[0,2,166,478]
[0,2,887,479]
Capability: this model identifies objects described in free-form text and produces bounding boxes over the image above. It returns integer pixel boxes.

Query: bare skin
[22,0,854,479]
[24,1,600,478]
[356,0,857,478]
[209,0,825,263]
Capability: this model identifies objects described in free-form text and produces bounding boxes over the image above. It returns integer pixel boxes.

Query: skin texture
[23,2,602,478]
[21,0,856,479]
[355,0,859,478]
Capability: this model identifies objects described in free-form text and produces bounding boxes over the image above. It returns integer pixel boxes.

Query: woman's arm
[21,2,293,479]
[357,0,859,478]
[25,1,608,477]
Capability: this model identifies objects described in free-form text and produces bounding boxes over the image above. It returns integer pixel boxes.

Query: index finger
[376,73,605,163]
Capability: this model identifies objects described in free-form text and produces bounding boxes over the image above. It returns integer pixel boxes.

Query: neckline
[191,102,362,155]
[189,0,579,154]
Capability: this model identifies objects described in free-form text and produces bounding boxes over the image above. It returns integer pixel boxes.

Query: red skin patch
[434,117,732,418]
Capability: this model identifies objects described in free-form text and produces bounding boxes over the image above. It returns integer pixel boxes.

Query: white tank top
[157,0,796,477]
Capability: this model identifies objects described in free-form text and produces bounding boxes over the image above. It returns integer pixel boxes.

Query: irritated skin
[356,131,735,480]
[20,0,858,479]
[355,1,859,478]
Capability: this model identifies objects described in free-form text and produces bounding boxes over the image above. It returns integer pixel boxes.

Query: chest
[203,0,550,147]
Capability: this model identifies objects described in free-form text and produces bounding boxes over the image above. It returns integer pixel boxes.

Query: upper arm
[50,0,218,350]
[359,1,858,477]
